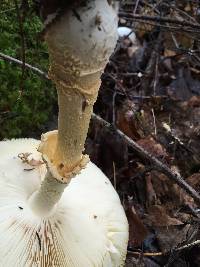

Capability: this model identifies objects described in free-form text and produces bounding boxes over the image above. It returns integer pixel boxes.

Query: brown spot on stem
[59,163,64,169]
[82,98,89,112]
[95,13,102,26]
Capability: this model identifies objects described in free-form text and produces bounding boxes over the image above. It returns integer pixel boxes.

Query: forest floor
[85,2,200,266]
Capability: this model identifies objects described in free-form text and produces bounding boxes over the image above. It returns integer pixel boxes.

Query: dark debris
[86,1,200,266]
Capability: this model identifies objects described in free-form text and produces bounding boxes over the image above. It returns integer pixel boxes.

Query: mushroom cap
[45,0,119,84]
[0,139,128,266]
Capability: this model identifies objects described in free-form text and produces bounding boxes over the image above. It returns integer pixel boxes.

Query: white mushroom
[0,1,129,266]
[117,27,136,43]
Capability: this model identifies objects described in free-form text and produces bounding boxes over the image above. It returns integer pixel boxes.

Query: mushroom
[117,27,136,43]
[0,1,128,266]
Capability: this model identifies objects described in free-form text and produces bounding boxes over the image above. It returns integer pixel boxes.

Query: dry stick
[151,108,157,136]
[118,13,200,30]
[128,250,162,257]
[128,239,200,257]
[133,21,200,35]
[92,113,200,205]
[133,0,140,15]
[163,2,197,23]
[0,7,16,14]
[0,52,49,80]
[113,161,117,190]
[14,0,26,95]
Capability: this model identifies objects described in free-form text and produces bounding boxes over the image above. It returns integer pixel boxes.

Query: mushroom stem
[29,170,66,216]
[29,0,119,214]
[54,71,100,172]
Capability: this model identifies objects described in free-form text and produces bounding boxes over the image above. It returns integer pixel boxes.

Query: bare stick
[0,52,49,80]
[0,7,16,14]
[118,13,200,31]
[133,0,140,15]
[92,113,200,205]
[128,239,200,257]
[128,250,162,257]
[14,0,26,94]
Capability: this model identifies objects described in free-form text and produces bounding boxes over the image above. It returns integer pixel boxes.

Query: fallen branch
[119,12,200,32]
[128,250,162,257]
[0,7,16,14]
[92,113,200,206]
[14,0,26,93]
[128,239,200,257]
[0,52,49,80]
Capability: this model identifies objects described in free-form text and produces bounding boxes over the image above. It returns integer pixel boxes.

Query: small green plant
[0,1,56,139]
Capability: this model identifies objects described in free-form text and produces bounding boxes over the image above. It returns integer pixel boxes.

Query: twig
[133,21,200,35]
[14,0,26,96]
[140,0,160,15]
[112,91,117,125]
[153,55,159,96]
[92,113,200,206]
[113,161,116,190]
[176,240,200,251]
[0,52,49,80]
[133,0,140,15]
[128,250,162,257]
[118,13,200,31]
[141,32,162,95]
[151,108,157,136]
[166,3,197,23]
[128,239,200,257]
[0,7,16,14]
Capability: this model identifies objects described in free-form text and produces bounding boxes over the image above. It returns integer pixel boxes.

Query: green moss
[0,1,56,139]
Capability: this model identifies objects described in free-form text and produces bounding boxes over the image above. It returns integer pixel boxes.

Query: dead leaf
[156,224,198,253]
[117,100,144,140]
[145,173,158,206]
[126,200,148,247]
[137,137,169,161]
[126,256,160,267]
[188,96,200,108]
[186,173,200,189]
[148,205,183,227]
[164,49,177,57]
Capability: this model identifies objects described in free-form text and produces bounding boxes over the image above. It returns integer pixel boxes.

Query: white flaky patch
[0,139,128,267]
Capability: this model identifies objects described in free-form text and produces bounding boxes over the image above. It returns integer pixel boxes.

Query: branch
[128,239,200,257]
[119,12,200,31]
[0,7,16,14]
[92,113,200,206]
[14,0,26,94]
[0,52,49,80]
